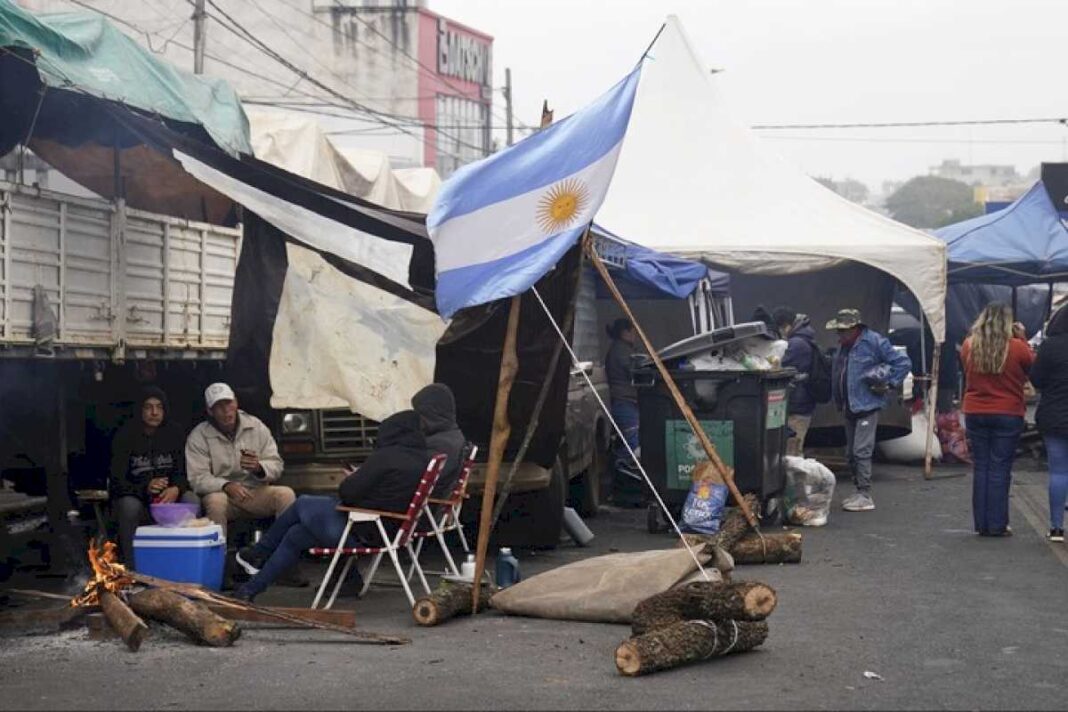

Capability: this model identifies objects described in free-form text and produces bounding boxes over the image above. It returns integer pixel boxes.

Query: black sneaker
[235,546,267,576]
[1049,528,1065,543]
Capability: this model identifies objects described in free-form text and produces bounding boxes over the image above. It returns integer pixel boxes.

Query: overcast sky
[433,0,1068,191]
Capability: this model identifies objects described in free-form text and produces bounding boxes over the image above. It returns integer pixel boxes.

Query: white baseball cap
[204,382,236,409]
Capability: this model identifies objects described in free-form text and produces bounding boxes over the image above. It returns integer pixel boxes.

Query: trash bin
[634,324,795,531]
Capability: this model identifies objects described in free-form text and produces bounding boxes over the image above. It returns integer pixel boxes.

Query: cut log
[99,590,148,652]
[413,581,494,627]
[631,581,777,635]
[129,588,240,647]
[730,531,803,565]
[713,494,762,551]
[615,619,769,677]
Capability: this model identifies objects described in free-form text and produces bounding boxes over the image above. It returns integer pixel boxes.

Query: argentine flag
[428,67,642,318]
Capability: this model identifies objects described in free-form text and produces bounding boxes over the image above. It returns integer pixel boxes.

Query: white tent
[597,16,947,341]
[247,109,441,213]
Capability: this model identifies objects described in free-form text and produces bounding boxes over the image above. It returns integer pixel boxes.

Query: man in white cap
[186,383,294,534]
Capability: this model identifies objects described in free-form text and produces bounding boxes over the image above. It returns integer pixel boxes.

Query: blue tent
[936,181,1068,286]
[592,227,729,300]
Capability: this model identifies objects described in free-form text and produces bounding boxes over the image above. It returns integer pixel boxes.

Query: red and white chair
[406,444,478,579]
[308,454,446,609]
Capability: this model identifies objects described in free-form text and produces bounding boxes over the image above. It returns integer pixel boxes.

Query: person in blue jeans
[233,410,429,601]
[605,318,640,473]
[1028,304,1068,542]
[960,303,1034,537]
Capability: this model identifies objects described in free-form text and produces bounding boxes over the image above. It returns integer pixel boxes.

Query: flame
[71,541,135,608]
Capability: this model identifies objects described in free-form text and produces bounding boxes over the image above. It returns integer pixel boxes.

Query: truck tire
[569,442,604,519]
[495,457,566,550]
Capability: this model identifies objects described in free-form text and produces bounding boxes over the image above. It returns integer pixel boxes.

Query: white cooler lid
[134,523,225,547]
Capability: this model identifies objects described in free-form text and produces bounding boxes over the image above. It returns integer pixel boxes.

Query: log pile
[616,579,778,677]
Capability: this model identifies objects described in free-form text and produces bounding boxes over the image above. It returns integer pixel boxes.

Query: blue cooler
[133,524,226,591]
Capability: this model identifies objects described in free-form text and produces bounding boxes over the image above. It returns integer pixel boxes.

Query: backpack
[808,344,833,404]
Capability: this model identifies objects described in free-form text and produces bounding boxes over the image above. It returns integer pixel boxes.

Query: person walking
[960,303,1034,537]
[827,308,912,512]
[773,307,821,456]
[1026,305,1068,542]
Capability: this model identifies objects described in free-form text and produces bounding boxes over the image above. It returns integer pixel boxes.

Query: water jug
[460,553,476,582]
[495,547,521,588]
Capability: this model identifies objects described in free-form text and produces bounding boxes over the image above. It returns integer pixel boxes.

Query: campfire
[71,541,134,608]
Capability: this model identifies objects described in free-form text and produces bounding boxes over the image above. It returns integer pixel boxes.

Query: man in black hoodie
[412,384,467,497]
[233,410,429,601]
[774,308,819,456]
[109,386,200,561]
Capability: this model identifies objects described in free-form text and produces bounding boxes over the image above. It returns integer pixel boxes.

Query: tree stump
[730,531,803,565]
[413,581,494,627]
[631,581,777,635]
[615,619,769,676]
[129,588,240,647]
[99,591,148,652]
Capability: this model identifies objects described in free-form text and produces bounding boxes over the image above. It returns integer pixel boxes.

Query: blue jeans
[965,414,1024,535]
[242,495,356,597]
[1044,434,1068,530]
[611,398,640,464]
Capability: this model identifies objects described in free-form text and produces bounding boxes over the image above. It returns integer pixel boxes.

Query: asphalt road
[2,461,1067,711]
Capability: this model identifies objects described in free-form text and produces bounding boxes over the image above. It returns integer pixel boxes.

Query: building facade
[19,0,494,174]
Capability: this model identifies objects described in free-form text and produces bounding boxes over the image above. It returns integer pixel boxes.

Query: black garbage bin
[634,325,795,532]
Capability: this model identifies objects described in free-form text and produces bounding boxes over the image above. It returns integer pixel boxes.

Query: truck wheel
[496,458,566,550]
[569,444,604,518]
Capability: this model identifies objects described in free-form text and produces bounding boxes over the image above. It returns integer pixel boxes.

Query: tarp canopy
[596,15,947,341]
[935,181,1068,286]
[592,228,729,300]
[0,3,249,222]
[248,110,440,213]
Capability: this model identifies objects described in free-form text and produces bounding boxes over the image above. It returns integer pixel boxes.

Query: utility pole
[192,0,206,74]
[504,67,514,147]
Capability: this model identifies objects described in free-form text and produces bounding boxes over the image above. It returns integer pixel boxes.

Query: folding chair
[308,454,446,609]
[406,444,478,580]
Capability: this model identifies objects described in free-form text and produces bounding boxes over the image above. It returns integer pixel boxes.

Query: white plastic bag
[783,455,836,527]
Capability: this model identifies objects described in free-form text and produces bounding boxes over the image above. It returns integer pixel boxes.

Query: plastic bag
[783,456,836,527]
[936,409,972,464]
[680,462,729,535]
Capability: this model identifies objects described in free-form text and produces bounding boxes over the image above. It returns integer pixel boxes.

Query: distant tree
[813,176,870,205]
[885,175,983,228]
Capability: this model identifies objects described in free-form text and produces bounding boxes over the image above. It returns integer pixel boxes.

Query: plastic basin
[149,502,199,527]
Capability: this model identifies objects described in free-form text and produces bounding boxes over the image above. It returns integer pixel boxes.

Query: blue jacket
[781,321,817,416]
[831,327,912,414]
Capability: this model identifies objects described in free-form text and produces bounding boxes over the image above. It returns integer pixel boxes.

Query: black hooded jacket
[1031,306,1068,436]
[412,384,466,497]
[339,410,429,513]
[109,386,189,503]
[781,316,818,416]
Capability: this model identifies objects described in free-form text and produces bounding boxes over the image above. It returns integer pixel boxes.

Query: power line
[764,135,1067,146]
[753,117,1068,130]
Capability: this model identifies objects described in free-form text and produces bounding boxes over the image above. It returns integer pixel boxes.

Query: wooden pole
[585,242,759,528]
[924,341,943,479]
[471,296,522,613]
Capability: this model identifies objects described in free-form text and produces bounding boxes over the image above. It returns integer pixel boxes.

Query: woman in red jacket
[960,303,1034,537]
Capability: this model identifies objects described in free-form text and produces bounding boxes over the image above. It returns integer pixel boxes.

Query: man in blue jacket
[827,308,912,512]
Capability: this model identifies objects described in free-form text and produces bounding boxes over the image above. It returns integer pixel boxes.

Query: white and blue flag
[428,67,642,317]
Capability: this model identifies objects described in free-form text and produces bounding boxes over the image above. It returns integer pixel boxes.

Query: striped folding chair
[308,454,446,609]
[406,444,478,579]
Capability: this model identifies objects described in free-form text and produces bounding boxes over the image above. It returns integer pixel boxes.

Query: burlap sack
[489,547,724,624]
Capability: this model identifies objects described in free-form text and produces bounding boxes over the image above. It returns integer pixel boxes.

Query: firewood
[99,591,148,652]
[128,588,240,647]
[713,494,762,551]
[205,605,356,629]
[730,531,803,565]
[412,581,494,627]
[615,619,769,676]
[631,581,777,635]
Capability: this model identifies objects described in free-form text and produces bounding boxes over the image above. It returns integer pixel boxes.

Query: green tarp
[0,1,250,155]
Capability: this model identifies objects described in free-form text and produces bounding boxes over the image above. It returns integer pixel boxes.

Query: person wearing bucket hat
[827,308,912,512]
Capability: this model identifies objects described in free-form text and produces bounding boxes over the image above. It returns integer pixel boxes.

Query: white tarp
[596,16,947,340]
[268,244,447,421]
[248,109,441,213]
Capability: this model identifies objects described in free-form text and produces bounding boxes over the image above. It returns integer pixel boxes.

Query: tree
[885,175,983,229]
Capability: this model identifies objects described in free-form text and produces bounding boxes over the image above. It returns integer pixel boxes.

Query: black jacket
[606,339,637,402]
[1031,307,1068,436]
[109,388,189,503]
[412,384,466,497]
[339,410,429,513]
[781,318,817,416]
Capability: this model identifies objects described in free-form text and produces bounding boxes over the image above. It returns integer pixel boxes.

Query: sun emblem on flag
[536,178,590,233]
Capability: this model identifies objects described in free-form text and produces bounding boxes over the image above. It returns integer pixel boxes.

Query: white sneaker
[842,492,875,512]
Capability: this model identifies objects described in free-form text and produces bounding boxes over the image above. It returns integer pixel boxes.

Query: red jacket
[961,337,1035,416]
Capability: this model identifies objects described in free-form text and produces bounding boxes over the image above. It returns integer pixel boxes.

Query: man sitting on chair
[233,410,429,602]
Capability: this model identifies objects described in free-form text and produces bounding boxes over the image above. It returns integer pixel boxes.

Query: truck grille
[318,409,378,454]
